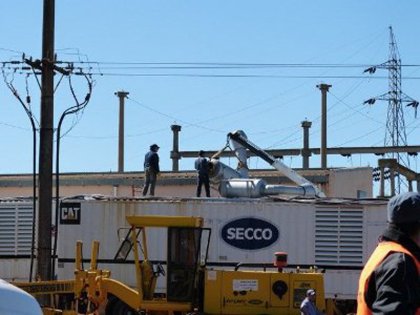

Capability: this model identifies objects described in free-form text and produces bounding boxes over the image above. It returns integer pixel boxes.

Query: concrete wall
[328,167,372,198]
[0,167,372,199]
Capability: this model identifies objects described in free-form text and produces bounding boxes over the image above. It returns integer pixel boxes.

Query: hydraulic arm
[228,130,325,197]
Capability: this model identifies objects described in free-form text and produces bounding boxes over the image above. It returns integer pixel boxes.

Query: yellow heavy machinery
[14,215,328,315]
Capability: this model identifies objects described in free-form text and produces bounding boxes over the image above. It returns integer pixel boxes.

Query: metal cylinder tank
[219,178,266,198]
[264,183,317,197]
[209,159,243,185]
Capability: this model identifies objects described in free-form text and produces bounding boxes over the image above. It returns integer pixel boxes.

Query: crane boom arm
[228,131,325,197]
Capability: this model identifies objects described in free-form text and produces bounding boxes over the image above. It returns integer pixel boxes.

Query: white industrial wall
[0,202,34,282]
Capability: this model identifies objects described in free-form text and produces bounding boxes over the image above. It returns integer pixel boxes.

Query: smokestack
[170,124,182,171]
[115,91,129,172]
[316,84,331,169]
[301,120,312,168]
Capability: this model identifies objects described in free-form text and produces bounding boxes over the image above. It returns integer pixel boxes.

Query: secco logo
[221,218,279,250]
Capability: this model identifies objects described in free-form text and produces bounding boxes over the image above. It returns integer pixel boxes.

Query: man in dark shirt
[142,144,160,196]
[357,192,420,315]
[194,150,210,197]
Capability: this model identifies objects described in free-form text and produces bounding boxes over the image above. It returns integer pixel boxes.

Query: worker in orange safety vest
[357,191,420,315]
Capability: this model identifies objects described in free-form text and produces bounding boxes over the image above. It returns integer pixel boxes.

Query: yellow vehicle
[14,215,329,315]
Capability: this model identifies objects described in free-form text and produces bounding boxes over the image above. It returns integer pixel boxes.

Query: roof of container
[56,194,388,206]
[0,194,388,207]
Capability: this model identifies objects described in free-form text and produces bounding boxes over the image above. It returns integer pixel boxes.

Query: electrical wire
[60,72,420,79]
[55,61,420,68]
[1,65,40,129]
[52,71,93,280]
[127,96,226,134]
[0,121,33,131]
[329,91,384,126]
[267,78,386,150]
[336,125,385,147]
[1,62,39,282]
[4,60,420,80]
[1,56,417,151]
[59,73,93,139]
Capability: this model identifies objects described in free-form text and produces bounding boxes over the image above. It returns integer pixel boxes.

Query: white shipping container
[55,196,388,300]
[0,200,35,282]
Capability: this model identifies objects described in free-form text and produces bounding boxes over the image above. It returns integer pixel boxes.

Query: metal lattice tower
[384,27,408,177]
[364,26,418,193]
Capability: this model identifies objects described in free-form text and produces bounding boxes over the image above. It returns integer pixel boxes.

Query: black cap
[150,144,160,150]
[198,150,205,156]
[387,192,420,224]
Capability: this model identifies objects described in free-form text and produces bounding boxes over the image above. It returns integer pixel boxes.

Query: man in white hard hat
[300,289,323,315]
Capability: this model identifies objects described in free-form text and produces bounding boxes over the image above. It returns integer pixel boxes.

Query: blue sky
[0,1,419,176]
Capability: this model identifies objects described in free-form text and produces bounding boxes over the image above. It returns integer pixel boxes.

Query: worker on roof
[194,150,210,197]
[357,191,420,315]
[142,144,160,197]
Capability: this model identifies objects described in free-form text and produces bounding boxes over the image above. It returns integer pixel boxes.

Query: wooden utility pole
[37,0,55,280]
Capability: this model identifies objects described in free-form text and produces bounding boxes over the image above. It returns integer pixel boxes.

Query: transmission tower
[364,26,418,193]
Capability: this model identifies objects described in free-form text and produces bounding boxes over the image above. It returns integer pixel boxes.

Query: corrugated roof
[55,194,388,206]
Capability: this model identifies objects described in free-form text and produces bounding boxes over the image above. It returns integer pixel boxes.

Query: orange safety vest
[357,241,420,315]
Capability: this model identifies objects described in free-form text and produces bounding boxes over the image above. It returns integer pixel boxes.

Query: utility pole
[37,0,55,281]
[115,91,129,172]
[317,83,331,169]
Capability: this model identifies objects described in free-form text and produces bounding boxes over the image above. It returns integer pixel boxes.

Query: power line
[3,59,420,79]
[335,125,385,147]
[0,121,32,131]
[59,72,420,79]
[55,61,420,68]
[329,91,384,125]
[126,96,226,133]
